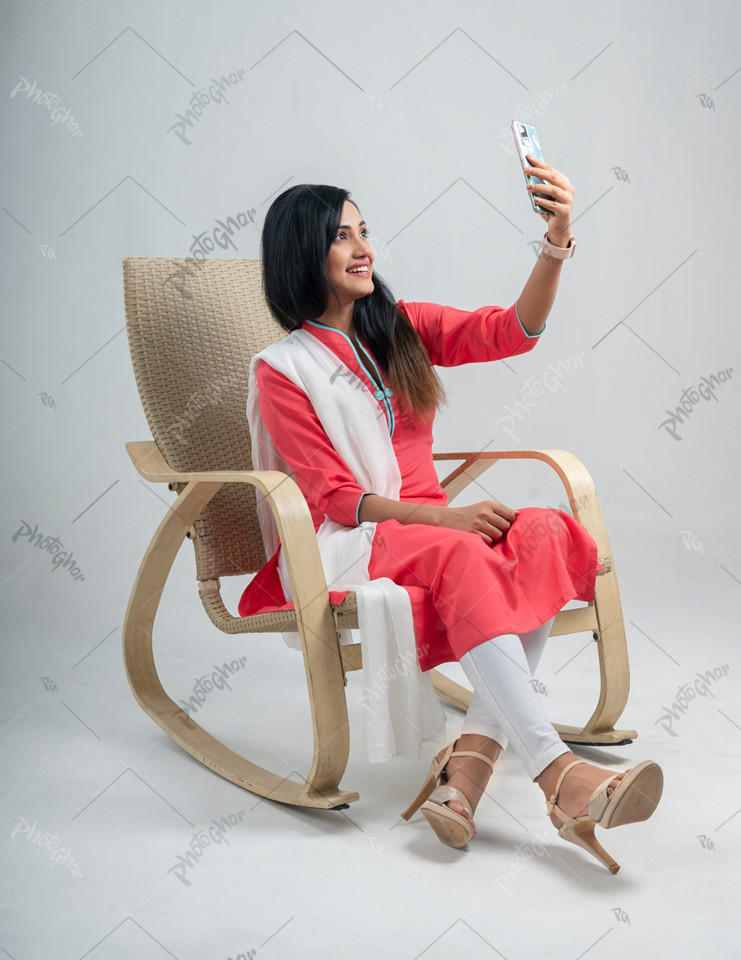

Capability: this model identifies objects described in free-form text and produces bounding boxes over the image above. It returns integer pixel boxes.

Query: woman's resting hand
[437,501,518,545]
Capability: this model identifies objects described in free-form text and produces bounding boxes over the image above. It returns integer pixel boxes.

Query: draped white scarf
[246,328,447,763]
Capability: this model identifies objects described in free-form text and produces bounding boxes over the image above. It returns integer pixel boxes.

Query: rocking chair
[122,256,635,811]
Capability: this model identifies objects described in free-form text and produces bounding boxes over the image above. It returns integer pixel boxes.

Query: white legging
[458,616,570,781]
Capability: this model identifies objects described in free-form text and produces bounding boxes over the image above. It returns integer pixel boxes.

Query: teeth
[348,266,369,273]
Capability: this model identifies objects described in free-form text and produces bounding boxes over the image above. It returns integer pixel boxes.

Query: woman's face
[324,200,375,306]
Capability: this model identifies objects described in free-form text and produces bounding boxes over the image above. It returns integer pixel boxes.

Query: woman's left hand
[525,153,574,245]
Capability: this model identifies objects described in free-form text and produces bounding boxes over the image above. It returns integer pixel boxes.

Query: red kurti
[238,299,602,672]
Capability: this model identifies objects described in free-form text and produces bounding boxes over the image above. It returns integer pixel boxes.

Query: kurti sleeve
[256,358,375,527]
[397,298,544,367]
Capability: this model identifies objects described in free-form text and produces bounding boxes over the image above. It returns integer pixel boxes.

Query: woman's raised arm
[515,153,575,336]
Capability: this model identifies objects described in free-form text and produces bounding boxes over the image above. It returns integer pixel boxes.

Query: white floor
[2,551,740,959]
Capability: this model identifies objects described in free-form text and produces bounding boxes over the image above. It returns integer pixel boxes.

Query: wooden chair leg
[123,480,359,809]
[428,669,471,712]
[552,566,636,746]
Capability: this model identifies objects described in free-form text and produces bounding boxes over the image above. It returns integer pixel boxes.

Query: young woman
[239,164,663,873]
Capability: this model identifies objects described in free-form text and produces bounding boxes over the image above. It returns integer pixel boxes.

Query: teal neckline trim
[303,319,395,436]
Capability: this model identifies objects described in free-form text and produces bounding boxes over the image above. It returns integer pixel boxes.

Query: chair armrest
[126,440,334,612]
[433,448,611,565]
[126,440,282,486]
[434,449,592,515]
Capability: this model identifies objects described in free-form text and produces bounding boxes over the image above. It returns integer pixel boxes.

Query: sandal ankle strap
[546,759,586,812]
[449,750,497,773]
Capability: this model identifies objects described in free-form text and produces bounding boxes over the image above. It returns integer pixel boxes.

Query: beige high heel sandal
[546,759,664,874]
[401,738,497,848]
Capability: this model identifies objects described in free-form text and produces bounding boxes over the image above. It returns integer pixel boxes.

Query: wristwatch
[541,231,576,259]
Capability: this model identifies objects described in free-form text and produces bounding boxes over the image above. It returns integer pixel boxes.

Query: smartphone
[511,120,549,215]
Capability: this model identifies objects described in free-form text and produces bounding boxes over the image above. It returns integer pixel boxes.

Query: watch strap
[541,231,576,259]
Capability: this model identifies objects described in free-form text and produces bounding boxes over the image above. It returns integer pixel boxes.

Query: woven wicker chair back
[123,257,289,580]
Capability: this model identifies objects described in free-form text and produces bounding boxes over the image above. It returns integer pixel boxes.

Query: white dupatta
[246,328,446,763]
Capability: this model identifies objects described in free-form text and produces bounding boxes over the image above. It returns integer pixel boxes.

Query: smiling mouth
[347,267,371,276]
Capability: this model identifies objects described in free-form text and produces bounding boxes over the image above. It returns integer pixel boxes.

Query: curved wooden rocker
[122,256,636,812]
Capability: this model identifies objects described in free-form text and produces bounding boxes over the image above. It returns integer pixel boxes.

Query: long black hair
[261,183,447,422]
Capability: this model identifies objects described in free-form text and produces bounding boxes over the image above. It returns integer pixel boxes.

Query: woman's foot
[535,756,663,874]
[434,733,503,837]
[535,752,627,829]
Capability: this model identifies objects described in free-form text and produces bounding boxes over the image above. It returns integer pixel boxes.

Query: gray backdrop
[2,2,739,958]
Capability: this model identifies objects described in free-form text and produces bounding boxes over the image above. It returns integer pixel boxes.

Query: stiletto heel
[401,768,439,822]
[564,819,620,874]
[401,738,497,848]
[545,758,664,874]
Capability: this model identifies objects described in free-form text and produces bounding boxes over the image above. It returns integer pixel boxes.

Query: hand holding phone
[511,120,550,215]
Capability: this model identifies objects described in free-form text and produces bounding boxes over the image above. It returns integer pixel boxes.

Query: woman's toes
[605,771,626,795]
[446,800,475,834]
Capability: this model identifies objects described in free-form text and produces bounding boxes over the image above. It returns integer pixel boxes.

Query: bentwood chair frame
[123,256,635,811]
